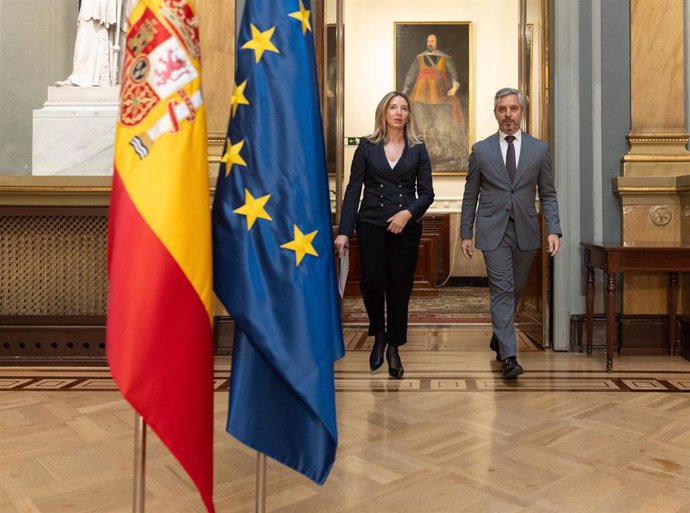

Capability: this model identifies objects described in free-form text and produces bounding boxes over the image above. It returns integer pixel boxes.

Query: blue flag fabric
[212,0,345,485]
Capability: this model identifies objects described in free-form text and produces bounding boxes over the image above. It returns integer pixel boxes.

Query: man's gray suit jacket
[460,131,561,251]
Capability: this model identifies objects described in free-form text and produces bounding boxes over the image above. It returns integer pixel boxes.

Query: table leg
[586,265,594,357]
[669,272,679,356]
[606,272,616,372]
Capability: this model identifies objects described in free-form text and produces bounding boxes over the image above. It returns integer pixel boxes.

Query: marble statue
[56,0,123,87]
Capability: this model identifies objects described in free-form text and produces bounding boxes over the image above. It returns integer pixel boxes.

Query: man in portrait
[401,33,467,171]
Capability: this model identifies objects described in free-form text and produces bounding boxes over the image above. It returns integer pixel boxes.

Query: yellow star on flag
[230,79,250,117]
[288,0,312,34]
[281,225,319,266]
[221,138,247,175]
[234,189,272,230]
[242,24,279,63]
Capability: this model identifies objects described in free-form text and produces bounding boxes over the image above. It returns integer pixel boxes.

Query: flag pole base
[133,413,147,513]
[256,452,267,513]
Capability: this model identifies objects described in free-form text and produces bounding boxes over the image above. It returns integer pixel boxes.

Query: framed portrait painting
[394,22,471,174]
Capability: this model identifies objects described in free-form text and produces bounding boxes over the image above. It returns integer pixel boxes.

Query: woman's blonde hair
[366,91,422,146]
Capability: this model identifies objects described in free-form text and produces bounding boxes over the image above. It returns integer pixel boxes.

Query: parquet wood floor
[1,326,689,513]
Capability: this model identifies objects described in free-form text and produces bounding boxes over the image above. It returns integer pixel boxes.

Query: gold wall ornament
[650,205,672,226]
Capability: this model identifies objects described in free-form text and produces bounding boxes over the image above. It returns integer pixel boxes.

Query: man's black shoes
[489,334,501,361]
[492,336,522,378]
[501,357,524,379]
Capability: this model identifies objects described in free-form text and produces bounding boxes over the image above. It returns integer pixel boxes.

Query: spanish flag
[106,1,214,511]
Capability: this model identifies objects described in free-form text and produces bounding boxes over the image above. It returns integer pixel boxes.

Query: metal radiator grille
[0,216,108,315]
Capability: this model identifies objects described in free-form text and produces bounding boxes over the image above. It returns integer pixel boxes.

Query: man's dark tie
[505,135,516,183]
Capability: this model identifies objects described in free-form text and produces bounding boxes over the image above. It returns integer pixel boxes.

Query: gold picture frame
[394,22,471,175]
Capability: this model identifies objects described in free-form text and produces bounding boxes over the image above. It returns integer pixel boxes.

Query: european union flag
[212,0,345,484]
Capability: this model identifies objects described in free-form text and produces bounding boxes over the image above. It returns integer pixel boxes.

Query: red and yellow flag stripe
[107,1,214,511]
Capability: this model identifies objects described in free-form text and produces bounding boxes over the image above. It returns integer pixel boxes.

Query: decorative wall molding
[650,205,673,226]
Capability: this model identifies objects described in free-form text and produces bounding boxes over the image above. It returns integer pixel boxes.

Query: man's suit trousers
[482,219,535,359]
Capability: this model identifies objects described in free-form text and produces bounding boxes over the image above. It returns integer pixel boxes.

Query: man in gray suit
[460,87,561,379]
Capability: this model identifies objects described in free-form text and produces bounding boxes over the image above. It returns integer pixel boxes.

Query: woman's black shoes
[370,334,404,379]
[369,332,387,371]
[386,346,404,379]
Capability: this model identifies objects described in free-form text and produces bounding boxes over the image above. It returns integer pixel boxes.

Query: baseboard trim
[570,313,675,355]
[0,315,236,365]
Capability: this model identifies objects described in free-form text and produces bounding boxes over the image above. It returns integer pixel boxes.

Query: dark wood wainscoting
[680,316,690,362]
[422,214,451,284]
[343,235,438,297]
[0,315,107,365]
[0,197,110,364]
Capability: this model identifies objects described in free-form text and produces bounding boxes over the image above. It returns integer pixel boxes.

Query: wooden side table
[581,242,690,371]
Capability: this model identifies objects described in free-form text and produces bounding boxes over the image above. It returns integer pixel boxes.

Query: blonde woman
[335,91,434,379]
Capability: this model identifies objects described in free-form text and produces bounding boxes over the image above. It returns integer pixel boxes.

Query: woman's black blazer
[338,137,434,237]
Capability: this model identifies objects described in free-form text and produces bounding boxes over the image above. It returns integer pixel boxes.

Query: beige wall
[0,0,76,175]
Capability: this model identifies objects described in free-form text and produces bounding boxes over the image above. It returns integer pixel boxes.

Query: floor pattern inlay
[2,373,689,393]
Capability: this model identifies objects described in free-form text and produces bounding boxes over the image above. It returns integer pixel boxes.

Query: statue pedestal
[32,87,119,176]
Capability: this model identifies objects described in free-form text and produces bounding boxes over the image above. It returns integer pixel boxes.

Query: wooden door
[518,216,551,347]
[516,0,552,347]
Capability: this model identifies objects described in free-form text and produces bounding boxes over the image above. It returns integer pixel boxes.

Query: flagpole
[255,452,267,513]
[133,414,147,513]
[113,0,127,85]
